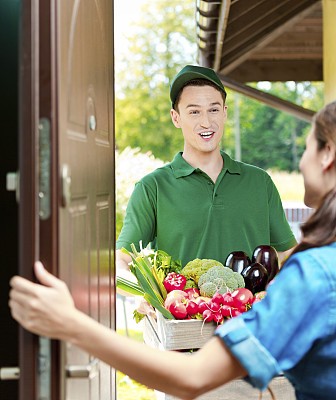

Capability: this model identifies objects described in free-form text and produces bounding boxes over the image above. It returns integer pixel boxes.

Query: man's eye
[210,108,220,113]
[189,110,199,115]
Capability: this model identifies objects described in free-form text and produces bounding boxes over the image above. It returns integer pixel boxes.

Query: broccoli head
[198,265,245,297]
[180,258,224,284]
[184,279,198,289]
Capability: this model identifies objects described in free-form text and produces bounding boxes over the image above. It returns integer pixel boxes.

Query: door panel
[16,0,115,398]
[57,0,115,399]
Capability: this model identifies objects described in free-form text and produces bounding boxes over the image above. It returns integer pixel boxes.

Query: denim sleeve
[215,247,336,390]
[214,317,281,390]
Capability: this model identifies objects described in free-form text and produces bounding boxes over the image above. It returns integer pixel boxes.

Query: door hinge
[6,171,20,203]
[66,358,99,379]
[0,367,20,380]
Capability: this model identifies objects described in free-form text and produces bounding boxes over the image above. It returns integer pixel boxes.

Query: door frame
[19,0,60,398]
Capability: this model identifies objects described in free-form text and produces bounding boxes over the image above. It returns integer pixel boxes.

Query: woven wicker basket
[143,311,296,400]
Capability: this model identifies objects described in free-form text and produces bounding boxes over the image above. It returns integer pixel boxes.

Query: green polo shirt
[116,151,296,267]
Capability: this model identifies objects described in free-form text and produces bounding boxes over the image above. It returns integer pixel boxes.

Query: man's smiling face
[170,85,227,157]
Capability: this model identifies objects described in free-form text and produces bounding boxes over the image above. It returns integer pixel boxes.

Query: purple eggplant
[252,245,279,283]
[241,262,269,294]
[224,251,251,274]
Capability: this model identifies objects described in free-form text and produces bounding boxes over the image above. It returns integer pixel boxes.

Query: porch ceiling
[196,0,322,83]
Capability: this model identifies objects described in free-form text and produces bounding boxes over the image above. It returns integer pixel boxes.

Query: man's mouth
[199,131,214,139]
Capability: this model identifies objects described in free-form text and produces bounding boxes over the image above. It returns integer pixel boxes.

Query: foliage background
[115,1,324,171]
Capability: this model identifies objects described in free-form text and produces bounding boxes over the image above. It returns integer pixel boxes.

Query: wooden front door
[17,1,115,399]
[57,0,115,399]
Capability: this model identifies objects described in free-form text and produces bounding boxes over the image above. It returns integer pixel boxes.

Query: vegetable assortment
[116,244,278,325]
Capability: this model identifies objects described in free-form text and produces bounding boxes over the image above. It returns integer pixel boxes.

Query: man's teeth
[200,132,213,138]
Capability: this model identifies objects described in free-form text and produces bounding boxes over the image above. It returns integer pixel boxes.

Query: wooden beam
[218,73,316,122]
[228,60,323,82]
[213,0,231,71]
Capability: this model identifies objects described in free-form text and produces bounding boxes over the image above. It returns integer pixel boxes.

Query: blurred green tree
[115,0,197,161]
[225,81,324,171]
[115,0,324,170]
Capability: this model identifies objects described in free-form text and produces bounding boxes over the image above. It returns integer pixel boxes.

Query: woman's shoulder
[285,243,336,287]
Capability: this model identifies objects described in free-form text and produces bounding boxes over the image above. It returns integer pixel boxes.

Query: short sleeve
[116,181,157,252]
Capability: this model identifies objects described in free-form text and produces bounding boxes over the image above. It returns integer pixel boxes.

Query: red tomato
[231,288,254,309]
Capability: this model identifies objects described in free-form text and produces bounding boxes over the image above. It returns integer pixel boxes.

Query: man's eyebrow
[186,101,222,108]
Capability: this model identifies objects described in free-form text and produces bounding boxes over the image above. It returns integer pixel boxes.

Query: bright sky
[114,0,145,55]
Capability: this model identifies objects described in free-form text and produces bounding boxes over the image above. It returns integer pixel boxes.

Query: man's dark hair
[173,79,227,112]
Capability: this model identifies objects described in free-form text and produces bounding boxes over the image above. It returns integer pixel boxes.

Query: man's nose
[200,112,211,128]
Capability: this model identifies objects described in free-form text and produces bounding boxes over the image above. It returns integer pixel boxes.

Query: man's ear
[170,109,180,128]
[322,141,336,171]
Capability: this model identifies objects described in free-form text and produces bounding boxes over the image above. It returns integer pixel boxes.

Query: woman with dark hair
[9,101,336,400]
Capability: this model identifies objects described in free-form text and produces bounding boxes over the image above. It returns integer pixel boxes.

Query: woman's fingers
[9,261,75,338]
[34,261,61,288]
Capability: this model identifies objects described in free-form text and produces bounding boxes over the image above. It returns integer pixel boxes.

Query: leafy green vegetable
[143,293,174,319]
[198,265,245,296]
[116,277,144,296]
[181,259,224,284]
[119,244,174,320]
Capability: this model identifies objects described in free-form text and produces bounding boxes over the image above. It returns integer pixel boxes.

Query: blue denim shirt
[215,242,336,400]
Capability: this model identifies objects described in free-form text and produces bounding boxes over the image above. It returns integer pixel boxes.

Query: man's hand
[9,261,77,340]
[115,249,138,296]
[116,249,132,272]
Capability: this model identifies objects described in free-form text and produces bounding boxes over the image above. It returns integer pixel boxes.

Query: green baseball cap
[170,65,227,107]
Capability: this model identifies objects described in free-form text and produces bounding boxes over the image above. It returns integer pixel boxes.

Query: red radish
[212,292,224,305]
[186,300,199,315]
[208,301,221,314]
[213,312,224,324]
[222,292,234,306]
[168,300,188,319]
[202,309,214,322]
[163,272,187,292]
[164,290,188,309]
[197,300,208,314]
[221,304,233,317]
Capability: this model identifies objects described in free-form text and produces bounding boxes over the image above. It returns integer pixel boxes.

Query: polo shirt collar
[171,151,241,178]
[221,151,241,174]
